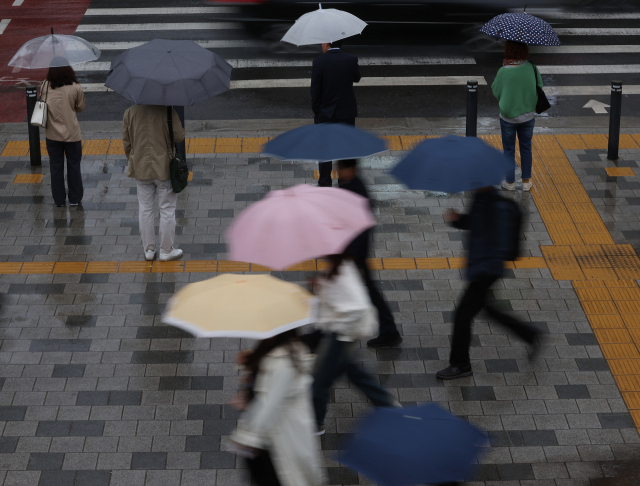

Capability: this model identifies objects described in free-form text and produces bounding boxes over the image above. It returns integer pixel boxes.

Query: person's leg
[484,299,540,345]
[136,180,157,253]
[344,356,397,407]
[516,118,535,182]
[46,139,66,206]
[64,141,84,204]
[312,333,350,428]
[155,179,178,254]
[318,161,333,187]
[500,118,518,184]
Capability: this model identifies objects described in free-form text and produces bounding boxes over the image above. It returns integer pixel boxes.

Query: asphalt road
[6,0,640,122]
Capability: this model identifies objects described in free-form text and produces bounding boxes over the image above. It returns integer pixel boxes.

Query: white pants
[136,179,177,254]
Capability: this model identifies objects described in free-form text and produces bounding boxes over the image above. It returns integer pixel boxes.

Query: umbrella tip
[524,3,527,12]
[51,27,54,35]
[319,2,322,9]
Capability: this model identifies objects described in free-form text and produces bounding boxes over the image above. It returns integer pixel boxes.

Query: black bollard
[607,80,623,161]
[173,106,187,160]
[466,80,478,137]
[26,86,42,166]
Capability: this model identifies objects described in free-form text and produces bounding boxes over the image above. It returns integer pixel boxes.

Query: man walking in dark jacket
[311,40,361,187]
[437,186,541,380]
[338,159,402,347]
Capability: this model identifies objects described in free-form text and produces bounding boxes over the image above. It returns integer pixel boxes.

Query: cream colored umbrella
[162,274,317,339]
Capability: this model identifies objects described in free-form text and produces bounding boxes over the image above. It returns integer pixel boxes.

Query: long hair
[46,66,78,89]
[244,330,302,378]
[324,252,353,280]
[504,40,529,61]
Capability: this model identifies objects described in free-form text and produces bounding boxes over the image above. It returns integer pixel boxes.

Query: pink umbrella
[226,184,376,270]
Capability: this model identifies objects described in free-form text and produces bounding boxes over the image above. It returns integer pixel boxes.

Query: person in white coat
[312,252,399,434]
[230,330,324,486]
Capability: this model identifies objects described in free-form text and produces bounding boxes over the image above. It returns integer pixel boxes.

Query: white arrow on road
[583,100,610,113]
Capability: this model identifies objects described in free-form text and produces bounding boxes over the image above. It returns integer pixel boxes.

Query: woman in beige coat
[41,57,85,207]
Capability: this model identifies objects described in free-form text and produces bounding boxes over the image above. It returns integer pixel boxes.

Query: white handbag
[30,82,48,128]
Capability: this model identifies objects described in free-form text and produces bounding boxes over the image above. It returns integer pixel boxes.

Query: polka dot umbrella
[480,13,560,46]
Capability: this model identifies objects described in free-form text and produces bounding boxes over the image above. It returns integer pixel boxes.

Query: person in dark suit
[311,39,361,187]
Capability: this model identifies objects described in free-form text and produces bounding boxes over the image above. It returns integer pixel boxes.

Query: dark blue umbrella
[262,123,387,162]
[390,135,510,194]
[340,404,488,486]
[480,13,560,46]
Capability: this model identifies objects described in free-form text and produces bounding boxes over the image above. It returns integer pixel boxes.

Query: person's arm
[353,56,361,84]
[447,210,469,230]
[122,111,132,160]
[536,66,544,88]
[170,108,185,143]
[310,60,322,116]
[74,85,86,113]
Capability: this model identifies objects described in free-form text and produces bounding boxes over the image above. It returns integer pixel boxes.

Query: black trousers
[246,450,281,486]
[314,116,356,187]
[46,139,83,205]
[352,236,399,337]
[450,275,539,368]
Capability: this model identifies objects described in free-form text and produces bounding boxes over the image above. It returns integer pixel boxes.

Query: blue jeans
[500,118,535,183]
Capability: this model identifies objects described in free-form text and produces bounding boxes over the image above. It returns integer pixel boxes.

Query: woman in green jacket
[491,41,543,192]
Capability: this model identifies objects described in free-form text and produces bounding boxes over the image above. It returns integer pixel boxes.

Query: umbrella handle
[51,28,55,56]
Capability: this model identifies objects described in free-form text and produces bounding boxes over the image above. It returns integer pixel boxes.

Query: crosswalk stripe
[544,85,640,96]
[84,7,239,15]
[537,64,640,75]
[75,22,243,32]
[92,40,263,50]
[531,45,640,54]
[555,28,640,36]
[524,10,640,20]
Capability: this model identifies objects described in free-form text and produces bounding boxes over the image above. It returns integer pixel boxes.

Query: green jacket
[491,62,544,119]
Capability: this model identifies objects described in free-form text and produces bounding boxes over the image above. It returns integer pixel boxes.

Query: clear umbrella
[281,4,367,46]
[8,30,101,69]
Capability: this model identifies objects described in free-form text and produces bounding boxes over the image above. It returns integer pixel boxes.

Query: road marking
[84,7,239,15]
[75,22,243,32]
[531,45,640,54]
[12,0,24,5]
[92,40,263,50]
[555,28,640,35]
[583,100,610,113]
[537,64,640,75]
[0,19,10,34]
[73,57,476,71]
[544,85,640,96]
[523,10,640,20]
[80,76,487,91]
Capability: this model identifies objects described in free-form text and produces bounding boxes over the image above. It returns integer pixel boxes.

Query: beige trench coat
[122,105,185,181]
[232,344,324,486]
[40,81,85,142]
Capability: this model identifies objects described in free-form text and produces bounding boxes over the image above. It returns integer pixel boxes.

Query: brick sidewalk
[0,131,639,486]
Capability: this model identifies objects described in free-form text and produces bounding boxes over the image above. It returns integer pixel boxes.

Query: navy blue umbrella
[262,123,387,162]
[390,135,510,194]
[340,404,488,486]
[480,13,560,46]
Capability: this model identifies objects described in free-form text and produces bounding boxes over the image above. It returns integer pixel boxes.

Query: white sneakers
[159,248,183,262]
[522,181,533,191]
[145,250,155,261]
[501,180,533,192]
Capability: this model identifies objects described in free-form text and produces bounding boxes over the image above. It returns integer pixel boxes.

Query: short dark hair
[504,40,529,61]
[338,158,357,169]
[330,39,342,49]
[46,66,78,89]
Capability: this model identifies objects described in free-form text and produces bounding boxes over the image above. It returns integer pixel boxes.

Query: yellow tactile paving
[555,134,588,150]
[187,138,216,154]
[184,260,218,273]
[313,170,339,180]
[119,261,152,273]
[622,392,640,410]
[581,134,609,150]
[14,174,43,183]
[215,137,242,153]
[382,258,416,270]
[399,135,427,150]
[619,134,640,149]
[83,139,111,155]
[581,301,619,315]
[606,167,636,177]
[86,262,119,273]
[601,343,640,359]
[574,287,612,301]
[187,172,193,181]
[514,257,547,269]
[381,135,402,151]
[366,258,383,270]
[448,257,467,269]
[217,261,251,272]
[416,258,449,270]
[53,262,88,274]
[623,315,640,328]
[107,139,125,155]
[26,140,49,156]
[242,137,268,153]
[594,329,633,344]
[20,262,55,274]
[1,140,30,157]
[588,314,625,329]
[285,260,317,271]
[609,359,640,375]
[152,261,184,273]
[0,262,22,274]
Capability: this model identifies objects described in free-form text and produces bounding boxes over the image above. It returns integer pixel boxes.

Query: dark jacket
[339,176,371,261]
[311,49,361,120]
[452,188,510,281]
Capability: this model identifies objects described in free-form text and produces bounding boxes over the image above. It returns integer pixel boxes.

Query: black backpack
[492,195,523,262]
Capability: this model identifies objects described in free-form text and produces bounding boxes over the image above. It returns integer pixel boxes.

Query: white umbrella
[9,31,100,69]
[281,4,367,46]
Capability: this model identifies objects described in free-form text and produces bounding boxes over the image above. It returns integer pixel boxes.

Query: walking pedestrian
[311,40,361,187]
[492,40,543,192]
[436,186,541,380]
[41,57,85,207]
[123,105,185,262]
[230,330,323,486]
[312,252,399,434]
[337,159,402,348]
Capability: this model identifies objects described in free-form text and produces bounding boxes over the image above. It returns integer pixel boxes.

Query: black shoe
[436,365,473,380]
[55,204,64,207]
[367,333,403,348]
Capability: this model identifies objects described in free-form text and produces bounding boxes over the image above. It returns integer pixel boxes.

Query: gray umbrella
[105,39,232,106]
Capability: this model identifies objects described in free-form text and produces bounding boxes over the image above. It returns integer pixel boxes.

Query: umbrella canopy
[390,135,511,194]
[263,123,387,162]
[281,6,367,46]
[340,404,488,486]
[105,39,232,106]
[9,34,101,69]
[162,274,316,339]
[480,13,560,46]
[226,184,376,270]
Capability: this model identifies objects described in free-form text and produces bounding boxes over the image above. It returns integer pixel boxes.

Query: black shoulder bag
[531,62,551,114]
[167,106,189,194]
